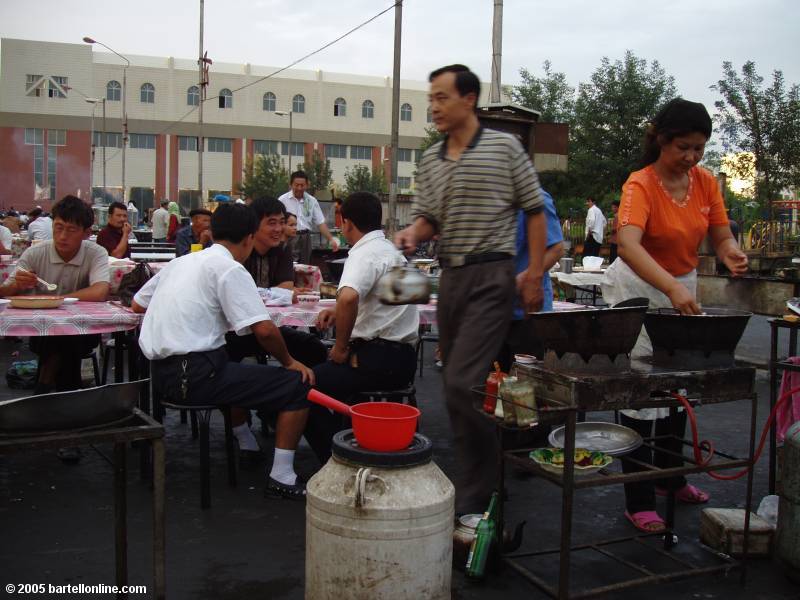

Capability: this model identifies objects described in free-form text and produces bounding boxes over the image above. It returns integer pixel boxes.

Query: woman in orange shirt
[602,99,748,533]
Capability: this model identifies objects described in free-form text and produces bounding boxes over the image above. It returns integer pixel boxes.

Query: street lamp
[83,36,129,203]
[275,110,294,174]
[85,97,106,202]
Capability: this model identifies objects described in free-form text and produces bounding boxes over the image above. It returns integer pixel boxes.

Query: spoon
[16,266,57,292]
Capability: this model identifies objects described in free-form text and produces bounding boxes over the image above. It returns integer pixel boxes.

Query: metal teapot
[375,264,431,305]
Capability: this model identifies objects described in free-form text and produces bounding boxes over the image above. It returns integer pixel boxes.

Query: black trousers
[225,326,327,368]
[609,243,618,263]
[30,334,100,393]
[583,235,601,257]
[302,339,417,464]
[620,411,688,514]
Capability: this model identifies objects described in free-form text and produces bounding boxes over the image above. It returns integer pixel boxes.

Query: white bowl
[0,298,10,311]
[582,256,604,269]
[62,297,79,305]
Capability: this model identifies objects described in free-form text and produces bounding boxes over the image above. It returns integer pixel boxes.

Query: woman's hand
[720,245,748,276]
[667,283,701,315]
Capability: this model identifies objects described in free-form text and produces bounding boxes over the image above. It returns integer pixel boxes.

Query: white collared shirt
[338,230,419,345]
[585,204,607,244]
[135,244,271,360]
[278,191,325,232]
[28,216,53,241]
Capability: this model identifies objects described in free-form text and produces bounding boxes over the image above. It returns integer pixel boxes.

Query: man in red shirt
[96,201,132,258]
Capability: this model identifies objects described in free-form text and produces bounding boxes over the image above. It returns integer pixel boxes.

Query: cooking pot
[307,389,420,451]
[452,514,525,570]
[375,264,431,305]
[643,307,752,356]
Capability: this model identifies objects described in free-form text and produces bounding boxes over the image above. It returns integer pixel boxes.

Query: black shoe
[238,448,264,468]
[264,476,306,500]
[57,447,82,464]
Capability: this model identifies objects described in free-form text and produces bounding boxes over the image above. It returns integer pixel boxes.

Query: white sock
[269,448,297,485]
[232,423,260,452]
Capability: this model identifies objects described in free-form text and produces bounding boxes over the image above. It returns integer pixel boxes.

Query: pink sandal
[655,484,710,504]
[625,510,666,533]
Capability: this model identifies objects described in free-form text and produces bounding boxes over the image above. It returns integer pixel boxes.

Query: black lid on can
[332,429,433,468]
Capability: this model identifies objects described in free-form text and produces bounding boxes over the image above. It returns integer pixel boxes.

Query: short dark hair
[211,203,257,243]
[27,207,42,219]
[189,208,213,218]
[640,98,712,167]
[160,199,169,206]
[290,170,308,184]
[108,201,127,216]
[250,196,286,223]
[612,200,620,208]
[429,64,481,108]
[341,192,382,233]
[51,195,94,229]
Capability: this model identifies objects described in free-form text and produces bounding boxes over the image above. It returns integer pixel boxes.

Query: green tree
[237,153,289,199]
[296,149,333,195]
[413,125,445,177]
[712,61,800,211]
[570,50,676,198]
[344,164,387,195]
[510,60,575,123]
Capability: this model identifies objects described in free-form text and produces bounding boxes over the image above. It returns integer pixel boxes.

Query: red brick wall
[54,130,90,203]
[304,142,314,166]
[155,134,167,205]
[0,127,35,211]
[245,139,254,179]
[372,146,382,175]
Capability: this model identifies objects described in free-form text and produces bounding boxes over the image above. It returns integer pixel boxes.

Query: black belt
[297,230,311,235]
[439,252,512,269]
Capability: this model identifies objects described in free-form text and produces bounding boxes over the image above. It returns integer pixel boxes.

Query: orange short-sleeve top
[618,165,729,276]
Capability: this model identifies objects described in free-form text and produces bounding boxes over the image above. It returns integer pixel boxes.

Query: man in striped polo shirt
[396,64,546,515]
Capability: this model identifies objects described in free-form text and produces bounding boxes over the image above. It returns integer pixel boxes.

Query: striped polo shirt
[411,127,543,260]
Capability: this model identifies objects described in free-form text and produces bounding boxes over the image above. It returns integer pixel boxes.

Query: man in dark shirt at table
[175,208,213,256]
[96,201,132,258]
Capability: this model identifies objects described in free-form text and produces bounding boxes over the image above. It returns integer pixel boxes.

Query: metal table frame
[0,409,166,599]
[484,362,758,599]
[768,317,799,494]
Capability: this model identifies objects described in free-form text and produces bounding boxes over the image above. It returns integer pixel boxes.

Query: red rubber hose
[671,386,800,481]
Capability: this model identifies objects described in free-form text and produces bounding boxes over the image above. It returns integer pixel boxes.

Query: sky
[1,0,798,115]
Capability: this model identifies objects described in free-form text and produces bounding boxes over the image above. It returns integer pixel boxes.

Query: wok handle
[307,389,352,416]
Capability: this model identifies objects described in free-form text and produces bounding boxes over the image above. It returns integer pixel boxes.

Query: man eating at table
[95,201,133,258]
[0,195,110,395]
[304,192,419,462]
[132,203,314,499]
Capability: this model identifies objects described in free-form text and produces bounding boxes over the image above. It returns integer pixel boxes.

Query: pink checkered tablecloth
[0,301,141,337]
[266,302,438,328]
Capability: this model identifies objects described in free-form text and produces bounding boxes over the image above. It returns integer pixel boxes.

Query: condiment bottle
[483,368,505,414]
[499,376,518,426]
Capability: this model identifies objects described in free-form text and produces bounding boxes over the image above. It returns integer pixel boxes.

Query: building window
[47,145,57,200]
[263,92,276,112]
[92,132,123,148]
[427,106,432,123]
[140,83,155,104]
[350,145,372,160]
[107,80,121,101]
[24,128,44,145]
[334,97,347,117]
[178,136,198,151]
[292,94,305,113]
[129,133,156,149]
[254,140,279,156]
[26,74,43,96]
[26,75,67,98]
[281,142,304,157]
[400,103,412,122]
[398,176,412,189]
[415,149,423,163]
[362,99,374,119]
[207,137,232,153]
[49,76,68,98]
[47,130,66,146]
[187,86,200,106]
[325,144,347,159]
[219,89,233,109]
[397,148,412,162]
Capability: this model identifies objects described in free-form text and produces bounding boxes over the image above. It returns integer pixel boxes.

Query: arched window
[426,106,433,123]
[362,99,374,119]
[292,94,305,114]
[106,80,121,102]
[140,83,155,104]
[219,89,233,109]
[400,103,412,122]
[263,92,276,112]
[334,97,347,117]
[187,86,200,106]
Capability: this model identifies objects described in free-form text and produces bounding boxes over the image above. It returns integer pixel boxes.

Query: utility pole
[198,0,205,207]
[388,0,402,235]
[490,0,503,104]
[102,98,107,198]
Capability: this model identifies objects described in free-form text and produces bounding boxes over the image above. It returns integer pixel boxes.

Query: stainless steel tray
[548,421,642,456]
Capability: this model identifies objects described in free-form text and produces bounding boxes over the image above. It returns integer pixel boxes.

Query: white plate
[62,297,79,304]
[318,299,336,306]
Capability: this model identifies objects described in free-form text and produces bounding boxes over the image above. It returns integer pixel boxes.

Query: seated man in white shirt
[132,203,315,499]
[26,207,53,242]
[305,192,419,462]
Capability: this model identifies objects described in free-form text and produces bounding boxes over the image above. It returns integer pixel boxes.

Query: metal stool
[154,398,237,509]
[415,332,439,377]
[356,385,417,408]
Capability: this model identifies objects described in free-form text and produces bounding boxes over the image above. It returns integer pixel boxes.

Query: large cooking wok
[0,380,144,433]
[644,307,752,356]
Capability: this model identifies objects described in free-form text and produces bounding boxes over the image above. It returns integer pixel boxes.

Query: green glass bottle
[465,493,500,579]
